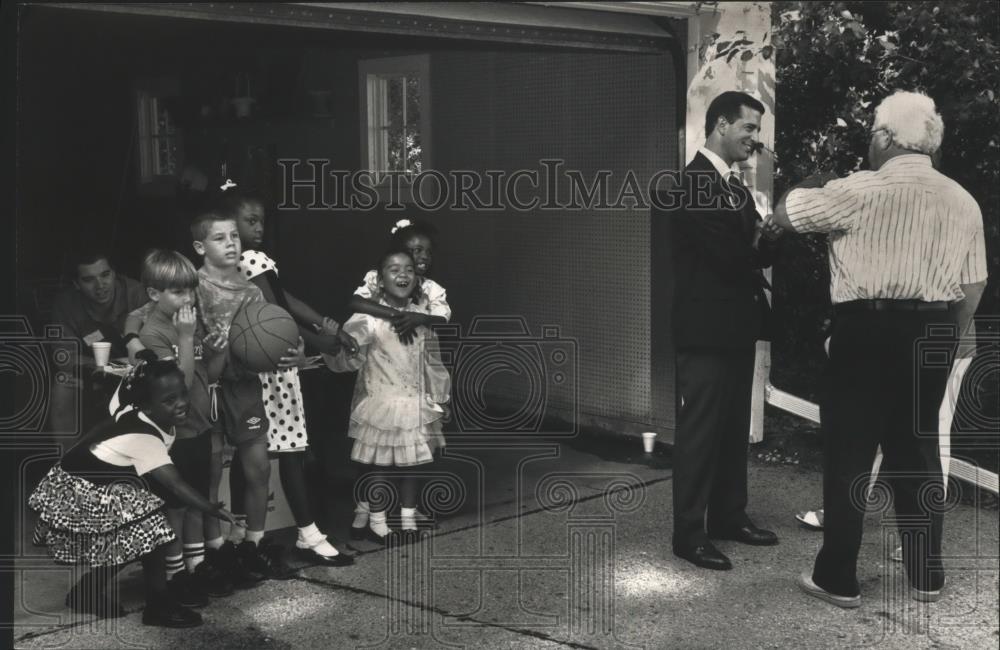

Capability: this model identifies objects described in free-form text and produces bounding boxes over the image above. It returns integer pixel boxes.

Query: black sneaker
[168,571,208,609]
[213,541,262,590]
[142,596,203,628]
[257,540,295,580]
[235,541,270,583]
[192,558,234,597]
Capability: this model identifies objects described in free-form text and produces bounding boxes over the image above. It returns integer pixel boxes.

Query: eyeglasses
[870,127,891,137]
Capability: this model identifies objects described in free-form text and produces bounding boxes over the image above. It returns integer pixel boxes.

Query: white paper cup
[92,341,111,367]
[641,432,657,454]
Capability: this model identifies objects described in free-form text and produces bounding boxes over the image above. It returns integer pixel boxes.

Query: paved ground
[11,434,999,649]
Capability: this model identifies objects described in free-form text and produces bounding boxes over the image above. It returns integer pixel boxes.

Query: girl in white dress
[347,219,451,533]
[325,248,451,545]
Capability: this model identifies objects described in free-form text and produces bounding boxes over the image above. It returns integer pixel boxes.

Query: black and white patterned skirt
[28,464,176,567]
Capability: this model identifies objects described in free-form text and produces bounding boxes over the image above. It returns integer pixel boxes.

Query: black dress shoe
[709,524,778,546]
[673,543,732,570]
[352,527,399,546]
[294,546,356,566]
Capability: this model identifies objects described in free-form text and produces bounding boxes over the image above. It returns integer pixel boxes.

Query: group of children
[29,186,452,628]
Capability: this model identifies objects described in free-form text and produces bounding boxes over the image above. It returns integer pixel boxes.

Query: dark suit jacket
[658,152,778,351]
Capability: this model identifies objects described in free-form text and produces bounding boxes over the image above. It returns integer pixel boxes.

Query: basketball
[228,302,299,373]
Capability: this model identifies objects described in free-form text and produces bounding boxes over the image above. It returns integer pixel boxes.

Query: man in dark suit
[660,91,782,570]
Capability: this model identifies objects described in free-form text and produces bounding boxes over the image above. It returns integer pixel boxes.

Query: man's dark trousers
[813,307,957,596]
[673,346,756,549]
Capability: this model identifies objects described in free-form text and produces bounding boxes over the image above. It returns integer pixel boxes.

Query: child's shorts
[220,375,269,447]
[155,433,212,509]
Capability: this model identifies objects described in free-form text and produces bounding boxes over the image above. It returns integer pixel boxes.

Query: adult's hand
[757,216,784,242]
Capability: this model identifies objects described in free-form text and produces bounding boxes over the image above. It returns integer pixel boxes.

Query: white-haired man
[771,91,987,607]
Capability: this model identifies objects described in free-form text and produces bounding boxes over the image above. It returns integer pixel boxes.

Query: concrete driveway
[12,436,999,649]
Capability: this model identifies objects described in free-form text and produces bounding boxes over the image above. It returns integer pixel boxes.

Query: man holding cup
[48,248,148,432]
[51,248,148,359]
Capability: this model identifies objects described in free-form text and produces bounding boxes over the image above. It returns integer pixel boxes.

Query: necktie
[727,173,755,237]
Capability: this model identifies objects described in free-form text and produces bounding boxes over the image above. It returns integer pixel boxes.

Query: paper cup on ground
[641,432,657,453]
[92,341,111,367]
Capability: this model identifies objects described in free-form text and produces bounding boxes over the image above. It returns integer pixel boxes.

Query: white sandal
[795,509,824,530]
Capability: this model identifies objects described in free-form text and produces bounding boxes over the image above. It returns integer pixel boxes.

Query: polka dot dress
[239,248,275,279]
[238,250,309,453]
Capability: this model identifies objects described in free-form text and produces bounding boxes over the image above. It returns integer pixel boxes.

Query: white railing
[764,383,999,495]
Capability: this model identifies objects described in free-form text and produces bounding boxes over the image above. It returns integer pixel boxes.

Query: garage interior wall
[16,6,681,435]
[274,45,680,433]
[432,49,677,430]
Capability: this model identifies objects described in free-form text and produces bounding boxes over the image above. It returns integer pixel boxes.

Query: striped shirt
[785,154,987,303]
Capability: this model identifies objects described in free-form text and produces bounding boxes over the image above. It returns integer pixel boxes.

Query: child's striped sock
[183,542,205,572]
[165,554,185,579]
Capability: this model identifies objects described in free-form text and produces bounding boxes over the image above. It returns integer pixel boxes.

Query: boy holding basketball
[190,208,295,581]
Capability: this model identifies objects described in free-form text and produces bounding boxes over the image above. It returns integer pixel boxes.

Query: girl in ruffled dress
[28,354,238,628]
[324,248,451,545]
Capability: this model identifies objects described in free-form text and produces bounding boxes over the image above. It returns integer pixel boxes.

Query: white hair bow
[220,179,238,191]
[390,219,412,235]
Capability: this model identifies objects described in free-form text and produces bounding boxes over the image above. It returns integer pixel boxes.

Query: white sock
[205,536,224,550]
[245,529,265,546]
[228,516,247,544]
[369,511,391,537]
[298,527,340,557]
[400,507,417,531]
[183,542,205,571]
[298,522,320,540]
[165,554,185,579]
[352,501,370,528]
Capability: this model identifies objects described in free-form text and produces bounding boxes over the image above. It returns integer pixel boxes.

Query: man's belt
[835,299,950,313]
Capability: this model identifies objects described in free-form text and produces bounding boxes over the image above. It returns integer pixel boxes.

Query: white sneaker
[910,585,943,603]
